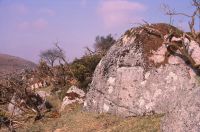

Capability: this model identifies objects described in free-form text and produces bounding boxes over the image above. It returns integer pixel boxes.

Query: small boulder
[8,94,23,116]
[8,91,52,116]
[36,90,52,110]
[60,86,85,111]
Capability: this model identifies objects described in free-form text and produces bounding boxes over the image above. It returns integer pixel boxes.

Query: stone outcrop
[84,23,200,131]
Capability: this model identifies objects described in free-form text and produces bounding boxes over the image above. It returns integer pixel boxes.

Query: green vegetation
[37,34,116,92]
[70,54,102,91]
[94,34,116,55]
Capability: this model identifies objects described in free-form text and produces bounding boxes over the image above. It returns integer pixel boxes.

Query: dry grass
[16,104,162,132]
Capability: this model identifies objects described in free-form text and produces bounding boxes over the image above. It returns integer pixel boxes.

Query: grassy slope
[17,104,162,132]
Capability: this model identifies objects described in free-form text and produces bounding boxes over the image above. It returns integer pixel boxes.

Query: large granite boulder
[84,23,200,131]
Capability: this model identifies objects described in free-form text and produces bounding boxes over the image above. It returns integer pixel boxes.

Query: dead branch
[162,1,200,44]
[161,4,175,24]
[54,41,67,64]
[142,19,151,25]
[0,74,44,121]
[163,31,200,69]
[142,26,164,39]
[84,46,95,56]
[54,41,75,78]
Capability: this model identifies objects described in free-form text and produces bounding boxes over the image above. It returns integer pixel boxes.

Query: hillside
[0,53,36,78]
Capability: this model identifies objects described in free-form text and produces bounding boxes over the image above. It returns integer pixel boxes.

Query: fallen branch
[163,32,200,70]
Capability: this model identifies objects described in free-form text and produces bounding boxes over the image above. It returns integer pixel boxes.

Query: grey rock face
[84,23,200,131]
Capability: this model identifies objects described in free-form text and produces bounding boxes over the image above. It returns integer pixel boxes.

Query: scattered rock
[8,93,23,116]
[8,91,52,116]
[84,23,200,131]
[36,90,50,99]
[60,86,85,111]
[36,90,52,110]
[67,85,85,97]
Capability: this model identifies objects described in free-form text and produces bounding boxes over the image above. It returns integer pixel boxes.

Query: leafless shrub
[40,49,60,67]
[40,42,67,67]
[162,0,200,44]
[161,4,175,25]
[0,73,45,122]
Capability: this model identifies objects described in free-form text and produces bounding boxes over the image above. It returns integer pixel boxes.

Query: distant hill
[0,53,36,78]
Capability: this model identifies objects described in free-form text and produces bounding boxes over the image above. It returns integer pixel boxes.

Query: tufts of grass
[16,104,162,132]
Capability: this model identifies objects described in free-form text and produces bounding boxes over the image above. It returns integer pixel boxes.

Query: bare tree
[54,42,76,78]
[40,42,68,67]
[40,49,59,67]
[54,42,67,64]
[161,4,175,25]
[84,46,95,56]
[162,0,200,44]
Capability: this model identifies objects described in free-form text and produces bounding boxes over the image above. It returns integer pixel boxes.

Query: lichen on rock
[84,23,200,131]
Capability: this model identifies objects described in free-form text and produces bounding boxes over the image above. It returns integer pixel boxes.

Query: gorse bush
[70,54,102,91]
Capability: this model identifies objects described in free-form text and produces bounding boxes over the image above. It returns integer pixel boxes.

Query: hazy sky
[0,0,195,63]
